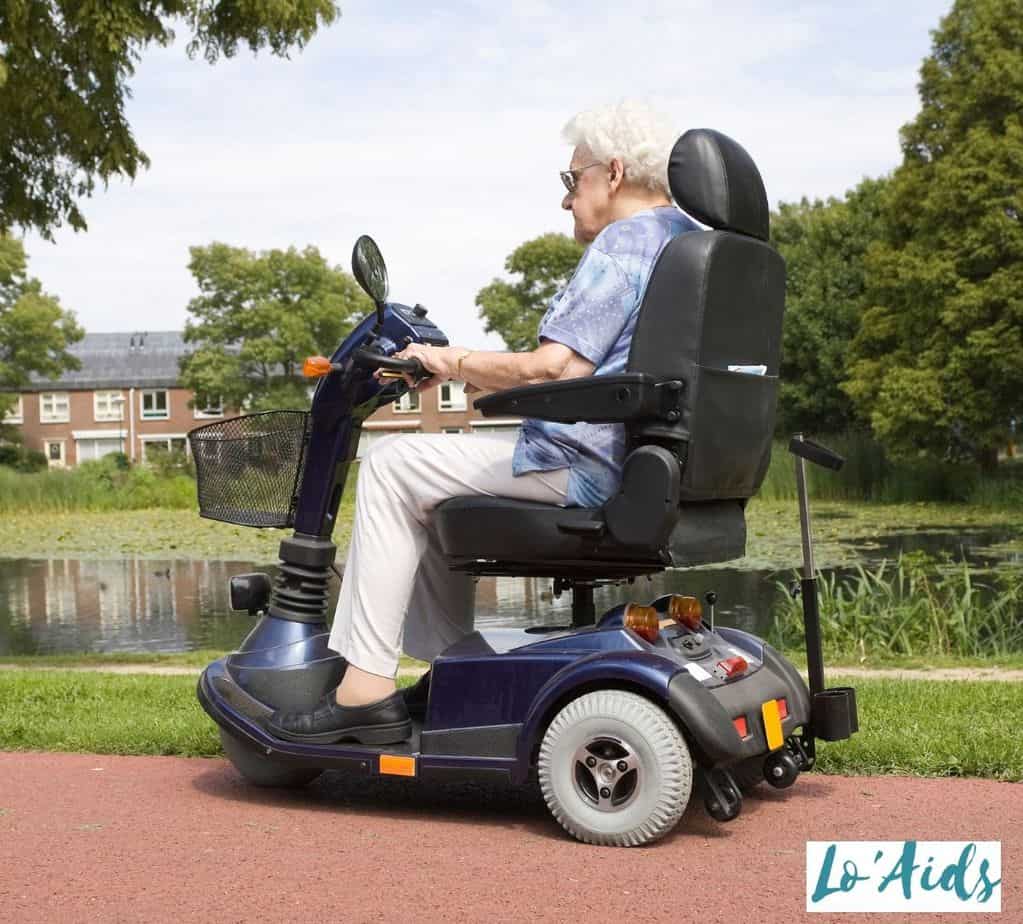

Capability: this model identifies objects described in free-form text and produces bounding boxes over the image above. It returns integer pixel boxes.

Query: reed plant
[769,553,1023,659]
[759,430,1021,505]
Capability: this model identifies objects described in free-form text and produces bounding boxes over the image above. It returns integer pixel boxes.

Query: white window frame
[44,440,66,467]
[93,390,125,423]
[2,395,23,424]
[394,391,420,413]
[438,381,467,412]
[40,392,70,424]
[140,389,169,420]
[193,394,224,419]
[140,434,189,462]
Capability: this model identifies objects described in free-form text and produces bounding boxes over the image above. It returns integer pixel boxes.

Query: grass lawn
[0,670,1020,781]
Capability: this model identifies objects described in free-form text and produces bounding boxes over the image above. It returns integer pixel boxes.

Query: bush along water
[0,453,195,512]
[769,553,1023,660]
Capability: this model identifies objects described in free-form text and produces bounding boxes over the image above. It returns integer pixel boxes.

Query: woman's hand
[380,343,468,392]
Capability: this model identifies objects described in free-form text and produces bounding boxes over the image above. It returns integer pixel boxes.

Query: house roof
[25,332,193,391]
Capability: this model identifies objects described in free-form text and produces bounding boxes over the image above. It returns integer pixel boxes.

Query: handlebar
[788,435,845,471]
[352,348,426,380]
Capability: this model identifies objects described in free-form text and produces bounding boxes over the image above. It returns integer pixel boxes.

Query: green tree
[844,0,1023,468]
[180,243,371,410]
[476,233,584,351]
[0,0,339,239]
[0,235,83,432]
[772,176,888,435]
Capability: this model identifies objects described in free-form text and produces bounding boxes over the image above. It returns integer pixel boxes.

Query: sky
[20,0,953,350]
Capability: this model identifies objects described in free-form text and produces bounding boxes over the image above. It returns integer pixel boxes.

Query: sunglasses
[560,161,604,194]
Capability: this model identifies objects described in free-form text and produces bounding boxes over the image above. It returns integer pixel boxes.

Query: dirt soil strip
[0,752,1018,923]
[4,662,1023,682]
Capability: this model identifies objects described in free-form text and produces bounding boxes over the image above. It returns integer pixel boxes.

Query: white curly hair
[562,101,676,195]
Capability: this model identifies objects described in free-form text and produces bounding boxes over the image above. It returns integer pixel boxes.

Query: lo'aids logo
[806,841,1001,913]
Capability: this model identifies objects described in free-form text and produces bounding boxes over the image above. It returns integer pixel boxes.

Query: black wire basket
[188,411,311,528]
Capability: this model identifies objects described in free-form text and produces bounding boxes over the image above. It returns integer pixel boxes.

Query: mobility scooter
[192,129,858,846]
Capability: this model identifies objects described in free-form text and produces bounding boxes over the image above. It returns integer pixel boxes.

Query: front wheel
[219,729,323,788]
[537,690,693,846]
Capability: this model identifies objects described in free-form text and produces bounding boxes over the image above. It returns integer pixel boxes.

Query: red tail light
[777,697,788,719]
[733,715,749,738]
[717,656,748,678]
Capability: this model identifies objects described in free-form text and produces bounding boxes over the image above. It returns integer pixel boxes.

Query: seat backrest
[627,129,785,501]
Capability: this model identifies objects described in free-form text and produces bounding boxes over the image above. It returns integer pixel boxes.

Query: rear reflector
[777,698,789,720]
[733,716,749,738]
[717,656,748,678]
[380,755,416,777]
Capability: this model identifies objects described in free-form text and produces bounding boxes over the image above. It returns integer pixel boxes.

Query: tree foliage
[475,233,584,351]
[0,235,83,430]
[772,177,888,435]
[0,0,339,239]
[180,243,371,410]
[844,0,1023,466]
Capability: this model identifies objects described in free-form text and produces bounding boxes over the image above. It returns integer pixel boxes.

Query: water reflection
[0,526,1018,656]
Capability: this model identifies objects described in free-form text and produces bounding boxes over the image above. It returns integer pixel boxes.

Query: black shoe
[268,689,411,745]
[401,670,431,718]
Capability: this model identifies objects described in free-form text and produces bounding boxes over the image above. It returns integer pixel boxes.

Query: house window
[44,440,66,467]
[40,392,70,423]
[94,390,125,422]
[76,437,125,462]
[140,390,169,420]
[193,394,224,419]
[2,396,23,424]
[140,436,188,462]
[394,391,420,413]
[438,382,467,411]
[442,427,464,434]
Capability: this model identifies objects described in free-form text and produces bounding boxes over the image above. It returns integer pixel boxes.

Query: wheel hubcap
[571,736,641,813]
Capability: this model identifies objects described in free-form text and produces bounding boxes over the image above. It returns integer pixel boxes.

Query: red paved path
[0,752,1018,923]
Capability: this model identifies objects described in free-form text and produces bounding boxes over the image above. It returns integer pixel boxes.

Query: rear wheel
[219,729,322,788]
[538,690,692,846]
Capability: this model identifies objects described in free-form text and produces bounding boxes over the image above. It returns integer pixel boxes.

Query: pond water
[0,527,1018,656]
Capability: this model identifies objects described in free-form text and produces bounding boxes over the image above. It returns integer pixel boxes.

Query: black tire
[219,729,322,788]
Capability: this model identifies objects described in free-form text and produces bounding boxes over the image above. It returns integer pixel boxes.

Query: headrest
[668,129,769,241]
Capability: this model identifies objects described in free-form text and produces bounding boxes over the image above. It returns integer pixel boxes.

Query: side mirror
[352,235,389,327]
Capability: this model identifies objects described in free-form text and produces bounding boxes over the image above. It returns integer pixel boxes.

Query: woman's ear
[608,157,625,191]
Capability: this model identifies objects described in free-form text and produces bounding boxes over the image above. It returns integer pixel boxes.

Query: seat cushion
[433,496,746,576]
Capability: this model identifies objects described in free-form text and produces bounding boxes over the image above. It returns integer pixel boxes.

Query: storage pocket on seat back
[680,365,778,500]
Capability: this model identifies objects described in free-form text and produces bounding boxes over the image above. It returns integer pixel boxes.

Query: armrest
[474,374,685,424]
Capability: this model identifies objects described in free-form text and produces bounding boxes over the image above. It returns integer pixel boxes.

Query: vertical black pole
[794,435,826,698]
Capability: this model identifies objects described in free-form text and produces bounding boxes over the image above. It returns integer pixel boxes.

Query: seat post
[571,583,595,627]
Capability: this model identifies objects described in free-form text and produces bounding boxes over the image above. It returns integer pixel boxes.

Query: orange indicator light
[303,355,333,378]
[623,604,660,643]
[379,755,416,777]
[668,595,703,630]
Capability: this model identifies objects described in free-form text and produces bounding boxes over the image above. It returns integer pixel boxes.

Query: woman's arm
[389,340,595,392]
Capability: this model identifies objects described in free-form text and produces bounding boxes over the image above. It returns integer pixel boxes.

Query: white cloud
[21,0,949,349]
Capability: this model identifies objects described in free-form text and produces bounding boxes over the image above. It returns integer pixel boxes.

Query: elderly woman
[271,102,699,745]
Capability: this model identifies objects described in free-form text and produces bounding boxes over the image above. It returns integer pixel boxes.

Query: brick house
[2,332,521,467]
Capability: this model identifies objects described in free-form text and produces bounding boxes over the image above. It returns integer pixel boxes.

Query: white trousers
[327,433,569,676]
